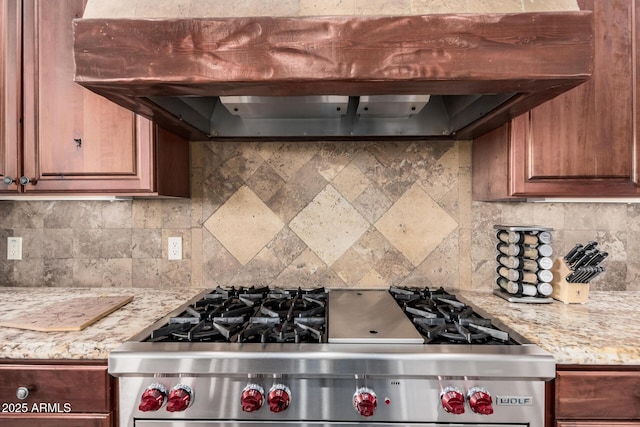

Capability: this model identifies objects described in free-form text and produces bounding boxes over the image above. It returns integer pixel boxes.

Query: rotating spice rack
[493,225,554,304]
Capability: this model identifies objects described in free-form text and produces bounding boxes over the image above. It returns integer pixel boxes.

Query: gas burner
[147,287,327,343]
[390,286,512,344]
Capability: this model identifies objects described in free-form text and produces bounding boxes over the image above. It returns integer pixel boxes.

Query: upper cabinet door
[0,0,21,193]
[513,0,636,196]
[472,0,639,200]
[21,0,155,193]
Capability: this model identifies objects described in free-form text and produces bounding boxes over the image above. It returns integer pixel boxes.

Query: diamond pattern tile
[375,184,458,266]
[289,185,370,266]
[204,186,284,265]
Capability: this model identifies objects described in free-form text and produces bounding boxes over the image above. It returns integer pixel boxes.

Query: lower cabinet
[554,366,640,427]
[0,361,113,427]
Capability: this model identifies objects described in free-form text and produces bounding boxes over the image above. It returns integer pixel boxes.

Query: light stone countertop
[0,287,204,360]
[458,290,640,365]
[1,287,637,365]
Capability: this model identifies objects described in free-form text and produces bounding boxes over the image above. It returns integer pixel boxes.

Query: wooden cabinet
[0,361,113,427]
[472,0,638,200]
[0,0,189,197]
[552,366,640,427]
[0,0,21,189]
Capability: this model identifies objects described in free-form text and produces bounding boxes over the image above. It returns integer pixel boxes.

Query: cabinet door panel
[528,0,633,180]
[21,0,154,193]
[0,0,20,193]
[473,0,639,200]
[555,370,640,420]
[0,364,111,413]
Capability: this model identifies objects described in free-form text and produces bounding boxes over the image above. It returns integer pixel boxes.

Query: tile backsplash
[0,140,638,291]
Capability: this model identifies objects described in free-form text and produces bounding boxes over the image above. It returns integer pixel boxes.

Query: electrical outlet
[7,237,22,260]
[168,236,182,260]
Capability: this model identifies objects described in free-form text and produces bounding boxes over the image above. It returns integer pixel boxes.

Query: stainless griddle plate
[328,289,424,344]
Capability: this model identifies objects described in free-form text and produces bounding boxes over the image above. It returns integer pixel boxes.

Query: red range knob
[353,387,377,417]
[268,384,291,413]
[138,384,167,412]
[468,387,494,415]
[166,385,193,412]
[241,384,265,413]
[440,386,465,414]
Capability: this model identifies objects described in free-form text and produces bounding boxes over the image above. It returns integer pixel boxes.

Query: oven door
[136,422,529,427]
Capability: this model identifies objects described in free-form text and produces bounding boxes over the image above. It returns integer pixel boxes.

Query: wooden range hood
[73,12,593,140]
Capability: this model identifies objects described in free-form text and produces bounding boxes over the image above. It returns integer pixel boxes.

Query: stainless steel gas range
[110,286,555,427]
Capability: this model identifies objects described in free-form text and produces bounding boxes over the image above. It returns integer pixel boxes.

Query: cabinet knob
[3,176,15,185]
[19,176,31,186]
[16,387,29,400]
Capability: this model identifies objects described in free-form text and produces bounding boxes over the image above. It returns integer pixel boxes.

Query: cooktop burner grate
[147,287,327,343]
[389,286,514,345]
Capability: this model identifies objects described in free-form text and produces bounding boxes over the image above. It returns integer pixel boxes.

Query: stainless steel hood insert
[73,13,593,140]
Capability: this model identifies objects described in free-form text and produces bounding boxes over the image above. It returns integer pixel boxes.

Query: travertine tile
[103,259,132,287]
[331,163,370,202]
[267,227,307,267]
[299,0,355,16]
[202,233,243,286]
[331,247,371,285]
[14,229,43,260]
[100,229,132,258]
[132,229,162,259]
[12,260,43,287]
[375,184,457,266]
[43,201,102,229]
[227,248,285,288]
[134,0,190,17]
[416,145,458,202]
[190,166,204,228]
[83,0,135,18]
[191,228,203,288]
[189,0,300,17]
[133,259,162,287]
[464,0,524,13]
[523,0,579,12]
[5,202,45,229]
[275,248,327,288]
[355,0,411,15]
[73,259,104,287]
[417,230,459,288]
[358,268,387,287]
[222,144,265,182]
[457,228,472,290]
[246,163,286,203]
[289,185,369,266]
[267,142,320,181]
[204,186,284,265]
[43,229,74,259]
[411,0,469,14]
[73,229,102,259]
[102,200,132,228]
[308,142,354,182]
[161,259,191,288]
[161,199,192,229]
[353,184,392,224]
[132,199,162,229]
[43,259,74,287]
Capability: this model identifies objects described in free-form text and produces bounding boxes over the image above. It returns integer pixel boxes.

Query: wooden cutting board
[0,295,134,332]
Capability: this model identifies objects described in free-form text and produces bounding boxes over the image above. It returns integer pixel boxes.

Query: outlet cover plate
[7,237,22,260]
[168,236,182,260]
